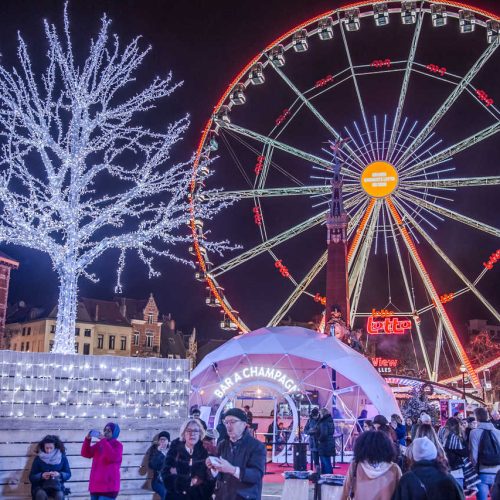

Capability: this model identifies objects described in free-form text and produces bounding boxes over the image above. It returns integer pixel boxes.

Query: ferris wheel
[189,1,500,390]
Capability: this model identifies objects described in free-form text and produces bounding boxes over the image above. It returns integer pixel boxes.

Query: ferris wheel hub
[361,161,399,198]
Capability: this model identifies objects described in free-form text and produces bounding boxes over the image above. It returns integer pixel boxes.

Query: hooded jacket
[341,461,401,500]
[392,460,465,500]
[81,424,123,494]
[318,414,335,456]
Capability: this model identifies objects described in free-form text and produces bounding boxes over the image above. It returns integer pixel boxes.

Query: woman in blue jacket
[29,435,71,500]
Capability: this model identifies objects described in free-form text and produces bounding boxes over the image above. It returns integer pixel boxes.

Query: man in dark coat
[318,408,335,474]
[392,437,465,500]
[304,408,320,470]
[208,408,266,500]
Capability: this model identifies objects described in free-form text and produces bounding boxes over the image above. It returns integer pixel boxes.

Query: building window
[25,342,29,351]
[147,312,154,324]
[75,328,80,336]
[27,327,31,336]
[50,324,56,333]
[21,342,24,351]
[133,332,139,345]
[109,335,115,350]
[146,334,153,348]
[49,341,54,351]
[120,336,127,351]
[97,335,104,349]
[83,343,90,355]
[74,343,79,354]
[84,329,91,337]
[22,327,26,336]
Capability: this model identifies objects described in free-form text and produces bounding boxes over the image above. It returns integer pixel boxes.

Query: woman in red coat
[81,422,123,500]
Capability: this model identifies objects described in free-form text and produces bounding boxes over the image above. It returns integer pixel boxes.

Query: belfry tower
[325,144,350,330]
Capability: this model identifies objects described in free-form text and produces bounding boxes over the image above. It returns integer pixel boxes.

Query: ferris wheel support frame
[386,197,480,388]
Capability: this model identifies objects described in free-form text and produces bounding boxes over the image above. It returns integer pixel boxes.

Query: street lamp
[460,365,467,400]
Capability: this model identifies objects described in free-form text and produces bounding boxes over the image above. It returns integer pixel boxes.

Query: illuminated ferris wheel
[189,1,500,390]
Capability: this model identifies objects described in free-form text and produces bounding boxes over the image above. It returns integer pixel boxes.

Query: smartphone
[89,429,100,438]
[208,456,221,466]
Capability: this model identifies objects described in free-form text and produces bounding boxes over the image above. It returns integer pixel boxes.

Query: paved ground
[262,482,315,499]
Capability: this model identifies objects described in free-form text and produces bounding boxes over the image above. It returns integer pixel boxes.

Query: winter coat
[29,453,71,499]
[304,417,320,452]
[149,445,168,484]
[444,433,468,471]
[394,424,406,446]
[391,460,465,500]
[81,436,123,494]
[318,414,335,457]
[469,422,500,475]
[341,460,401,500]
[162,438,212,500]
[215,429,266,500]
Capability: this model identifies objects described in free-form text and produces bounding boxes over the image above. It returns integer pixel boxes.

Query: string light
[0,4,232,355]
[0,350,190,420]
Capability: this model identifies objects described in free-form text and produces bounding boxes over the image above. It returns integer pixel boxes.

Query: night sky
[0,0,498,353]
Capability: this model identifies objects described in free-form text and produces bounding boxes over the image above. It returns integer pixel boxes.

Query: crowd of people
[29,408,265,500]
[335,406,500,500]
[27,405,499,500]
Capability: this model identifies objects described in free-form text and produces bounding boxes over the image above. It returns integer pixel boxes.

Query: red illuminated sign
[371,357,399,374]
[367,317,411,335]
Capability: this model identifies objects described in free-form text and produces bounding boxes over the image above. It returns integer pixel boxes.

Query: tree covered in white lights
[0,7,229,354]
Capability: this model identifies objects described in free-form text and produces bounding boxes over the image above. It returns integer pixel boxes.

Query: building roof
[0,250,19,268]
[196,338,227,363]
[6,301,45,323]
[160,321,187,358]
[114,296,149,321]
[80,298,129,325]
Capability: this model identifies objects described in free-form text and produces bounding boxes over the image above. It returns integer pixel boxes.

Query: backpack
[478,429,500,466]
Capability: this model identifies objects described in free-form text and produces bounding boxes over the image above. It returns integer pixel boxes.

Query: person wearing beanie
[81,422,123,499]
[393,437,465,500]
[207,407,266,500]
[341,430,401,500]
[148,431,171,500]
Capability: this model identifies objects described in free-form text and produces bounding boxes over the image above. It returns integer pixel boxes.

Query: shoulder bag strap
[410,470,429,500]
[349,461,358,499]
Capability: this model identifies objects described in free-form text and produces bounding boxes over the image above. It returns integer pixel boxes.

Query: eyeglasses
[224,419,242,426]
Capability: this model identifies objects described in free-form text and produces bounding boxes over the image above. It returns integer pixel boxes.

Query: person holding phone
[29,435,71,500]
[81,422,123,500]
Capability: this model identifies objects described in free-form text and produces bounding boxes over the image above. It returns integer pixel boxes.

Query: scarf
[39,449,62,465]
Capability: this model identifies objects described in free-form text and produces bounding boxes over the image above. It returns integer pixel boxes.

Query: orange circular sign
[361,161,398,198]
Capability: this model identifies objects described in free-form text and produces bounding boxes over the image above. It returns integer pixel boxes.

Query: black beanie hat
[158,431,171,440]
[223,408,248,423]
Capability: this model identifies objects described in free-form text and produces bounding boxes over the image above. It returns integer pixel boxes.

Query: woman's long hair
[407,424,449,472]
[37,435,65,454]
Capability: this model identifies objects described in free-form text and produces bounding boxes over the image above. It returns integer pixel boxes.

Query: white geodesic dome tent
[191,326,400,419]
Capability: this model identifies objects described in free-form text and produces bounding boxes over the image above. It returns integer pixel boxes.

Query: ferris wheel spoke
[347,198,376,270]
[268,60,365,168]
[403,175,500,190]
[209,211,326,278]
[432,319,444,382]
[349,201,381,325]
[267,250,328,327]
[203,185,339,201]
[398,40,499,165]
[387,6,425,158]
[385,199,433,378]
[397,191,500,237]
[216,120,332,169]
[386,197,480,388]
[392,198,500,323]
[400,121,500,177]
[338,14,375,161]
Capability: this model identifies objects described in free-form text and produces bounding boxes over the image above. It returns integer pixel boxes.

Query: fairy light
[0,6,231,355]
[0,351,189,420]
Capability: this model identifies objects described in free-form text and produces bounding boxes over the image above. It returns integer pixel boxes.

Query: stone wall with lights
[0,350,190,420]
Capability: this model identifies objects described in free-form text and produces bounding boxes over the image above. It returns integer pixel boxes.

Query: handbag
[42,477,62,492]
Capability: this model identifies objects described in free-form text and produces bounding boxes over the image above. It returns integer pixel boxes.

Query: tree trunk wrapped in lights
[0,5,231,354]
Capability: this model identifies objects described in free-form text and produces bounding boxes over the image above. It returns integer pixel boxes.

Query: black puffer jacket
[392,460,465,500]
[317,414,335,456]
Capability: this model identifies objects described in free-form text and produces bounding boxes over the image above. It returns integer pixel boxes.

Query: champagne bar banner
[0,350,190,420]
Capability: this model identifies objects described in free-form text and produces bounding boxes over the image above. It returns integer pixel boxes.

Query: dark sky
[0,0,498,348]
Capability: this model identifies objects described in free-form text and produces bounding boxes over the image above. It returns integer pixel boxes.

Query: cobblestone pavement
[262,482,315,499]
